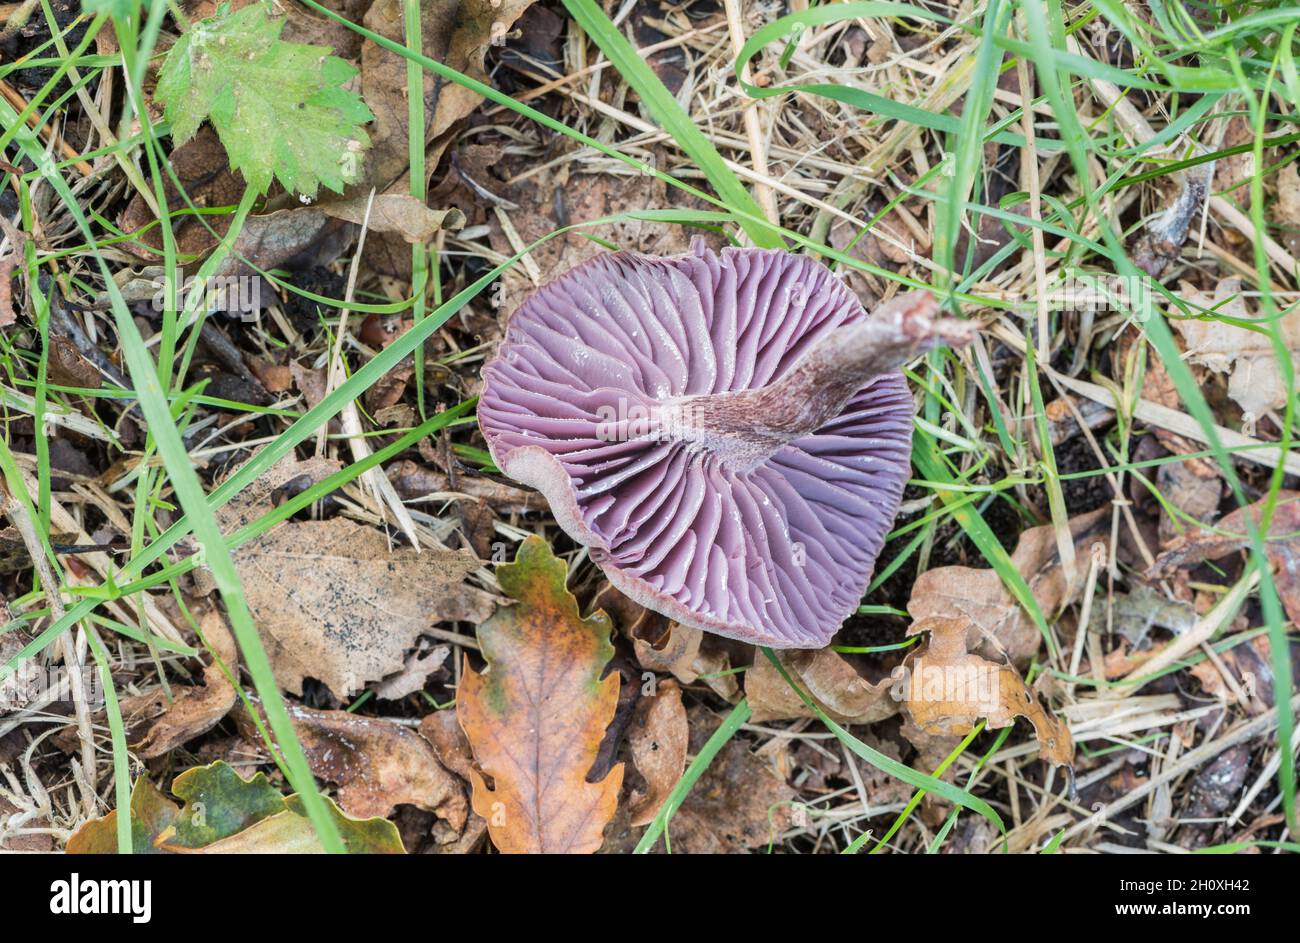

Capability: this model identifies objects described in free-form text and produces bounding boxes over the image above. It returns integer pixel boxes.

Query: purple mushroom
[478,239,975,649]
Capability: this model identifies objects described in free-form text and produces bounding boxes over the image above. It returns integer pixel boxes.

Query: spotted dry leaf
[207,451,496,696]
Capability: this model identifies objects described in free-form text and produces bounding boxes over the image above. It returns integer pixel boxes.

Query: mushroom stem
[662,292,975,470]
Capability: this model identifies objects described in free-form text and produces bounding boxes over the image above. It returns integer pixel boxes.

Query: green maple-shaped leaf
[155,2,372,197]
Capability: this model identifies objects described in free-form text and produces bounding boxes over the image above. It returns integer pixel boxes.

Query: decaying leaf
[173,795,403,854]
[906,509,1110,666]
[1130,164,1211,277]
[132,608,238,759]
[627,679,688,827]
[639,707,795,854]
[419,707,491,854]
[253,702,467,834]
[902,618,1073,768]
[1149,490,1300,626]
[458,536,623,854]
[320,194,464,243]
[373,642,451,701]
[162,761,287,849]
[745,648,897,725]
[1278,163,1300,258]
[387,460,543,512]
[1173,277,1300,420]
[66,761,404,854]
[593,583,741,702]
[0,621,40,713]
[213,206,357,282]
[208,451,496,696]
[239,516,490,696]
[360,0,538,190]
[119,126,244,258]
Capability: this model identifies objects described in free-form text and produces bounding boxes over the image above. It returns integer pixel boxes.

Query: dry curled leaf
[901,617,1073,768]
[373,643,451,701]
[627,679,688,827]
[639,706,795,854]
[745,648,897,725]
[907,508,1110,665]
[320,194,464,243]
[458,536,623,854]
[133,608,238,759]
[360,0,539,191]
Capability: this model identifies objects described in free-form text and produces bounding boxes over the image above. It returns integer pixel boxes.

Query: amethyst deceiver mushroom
[478,239,975,648]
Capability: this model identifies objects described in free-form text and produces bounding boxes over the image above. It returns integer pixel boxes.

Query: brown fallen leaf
[244,703,467,838]
[1278,162,1300,258]
[320,193,464,243]
[420,709,477,783]
[906,508,1110,665]
[360,0,538,191]
[212,206,356,282]
[483,151,693,316]
[119,125,244,258]
[745,648,897,725]
[1173,277,1300,421]
[1149,490,1300,626]
[592,582,742,702]
[1098,639,1174,680]
[458,536,623,854]
[133,608,238,759]
[639,706,795,854]
[1044,394,1115,447]
[417,708,489,854]
[1190,635,1299,713]
[386,459,544,512]
[627,679,688,827]
[373,642,451,701]
[901,617,1073,768]
[0,248,21,327]
[239,516,491,696]
[206,451,496,695]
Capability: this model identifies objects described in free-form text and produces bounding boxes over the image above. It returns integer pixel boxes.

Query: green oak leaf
[65,760,404,853]
[154,2,372,197]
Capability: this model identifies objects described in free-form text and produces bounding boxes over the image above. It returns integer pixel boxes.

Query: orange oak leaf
[458,536,623,853]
